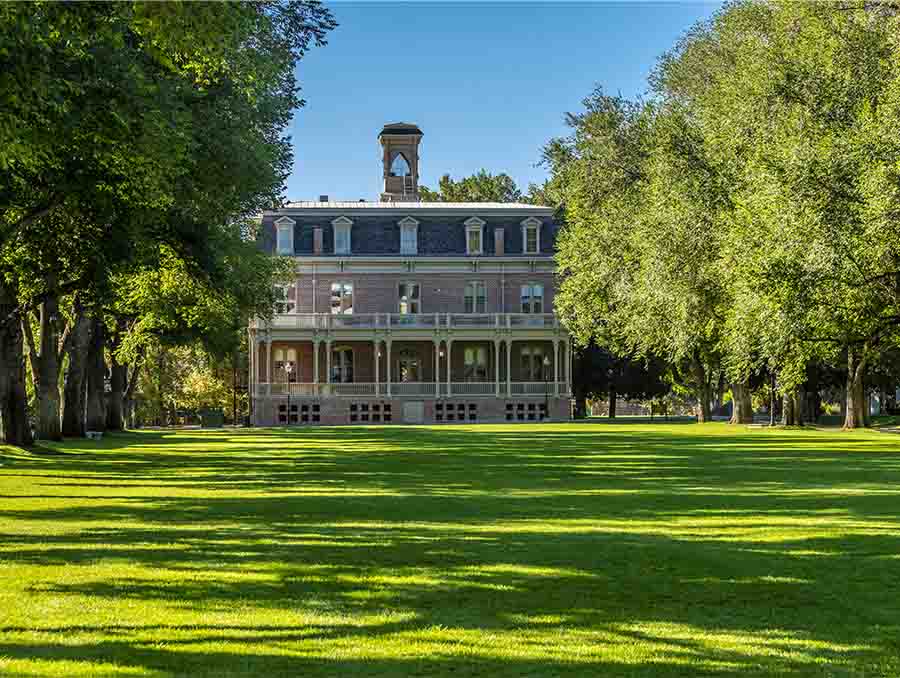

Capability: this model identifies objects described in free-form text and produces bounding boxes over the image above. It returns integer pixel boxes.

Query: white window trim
[465,280,487,313]
[399,216,419,255]
[464,217,485,256]
[521,282,545,313]
[398,280,421,314]
[332,216,353,255]
[275,217,295,255]
[521,217,541,254]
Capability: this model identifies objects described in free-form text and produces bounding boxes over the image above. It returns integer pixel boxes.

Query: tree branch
[2,197,62,245]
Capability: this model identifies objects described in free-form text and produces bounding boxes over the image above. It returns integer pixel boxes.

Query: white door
[403,401,424,424]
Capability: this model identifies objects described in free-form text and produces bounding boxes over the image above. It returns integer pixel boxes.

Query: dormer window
[465,217,485,255]
[332,216,352,255]
[399,216,418,255]
[275,217,295,255]
[521,217,541,254]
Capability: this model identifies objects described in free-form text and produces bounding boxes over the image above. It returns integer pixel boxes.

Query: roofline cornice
[265,206,554,218]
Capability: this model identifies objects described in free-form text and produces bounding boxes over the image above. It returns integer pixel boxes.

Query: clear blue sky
[286,1,721,201]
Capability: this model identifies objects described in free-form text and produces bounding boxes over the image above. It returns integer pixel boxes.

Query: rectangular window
[521,283,544,313]
[467,227,482,255]
[525,225,539,253]
[464,281,487,313]
[464,346,488,381]
[520,345,546,381]
[398,282,420,314]
[330,282,353,314]
[400,224,418,255]
[276,224,293,255]
[334,225,351,254]
[274,284,295,314]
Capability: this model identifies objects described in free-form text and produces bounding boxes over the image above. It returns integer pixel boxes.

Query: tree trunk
[107,359,126,430]
[794,387,806,426]
[608,386,617,419]
[29,290,63,441]
[574,394,587,419]
[122,359,141,430]
[729,380,754,424]
[691,357,712,422]
[782,391,796,426]
[106,319,129,430]
[844,349,869,429]
[0,279,32,447]
[85,314,107,432]
[61,308,90,437]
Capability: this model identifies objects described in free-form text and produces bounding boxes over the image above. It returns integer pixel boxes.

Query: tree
[572,344,668,418]
[0,2,336,443]
[420,170,523,203]
[548,91,732,422]
[655,2,900,428]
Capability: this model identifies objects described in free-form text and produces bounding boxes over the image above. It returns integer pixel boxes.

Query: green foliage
[550,2,900,423]
[420,170,523,203]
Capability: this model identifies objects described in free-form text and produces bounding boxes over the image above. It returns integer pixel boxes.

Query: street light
[543,355,551,421]
[284,361,294,426]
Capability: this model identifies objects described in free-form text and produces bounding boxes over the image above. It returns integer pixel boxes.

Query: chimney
[494,228,505,256]
[313,227,323,255]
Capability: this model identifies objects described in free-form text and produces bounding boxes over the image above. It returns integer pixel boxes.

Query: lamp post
[284,361,293,426]
[543,354,551,421]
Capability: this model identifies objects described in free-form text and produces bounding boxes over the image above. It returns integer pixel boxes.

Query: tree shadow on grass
[1,425,900,676]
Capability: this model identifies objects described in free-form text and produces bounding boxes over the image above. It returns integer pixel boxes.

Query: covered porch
[250,338,571,399]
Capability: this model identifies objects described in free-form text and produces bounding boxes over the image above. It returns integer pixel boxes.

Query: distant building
[249,123,571,424]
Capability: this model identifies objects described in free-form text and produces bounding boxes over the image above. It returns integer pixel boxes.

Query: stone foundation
[252,396,570,426]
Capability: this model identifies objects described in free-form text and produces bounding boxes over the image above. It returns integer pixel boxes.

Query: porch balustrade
[256,381,569,398]
[257,312,558,331]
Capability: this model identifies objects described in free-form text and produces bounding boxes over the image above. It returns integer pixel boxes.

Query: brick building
[249,123,571,424]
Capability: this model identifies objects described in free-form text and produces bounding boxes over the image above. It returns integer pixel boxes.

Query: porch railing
[391,382,437,396]
[450,382,496,396]
[255,381,569,398]
[257,312,559,331]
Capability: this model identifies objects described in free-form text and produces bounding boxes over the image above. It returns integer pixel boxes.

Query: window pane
[331,283,353,314]
[533,285,544,313]
[526,226,538,252]
[468,230,481,254]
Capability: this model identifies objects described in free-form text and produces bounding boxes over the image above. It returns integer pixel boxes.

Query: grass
[1,423,899,677]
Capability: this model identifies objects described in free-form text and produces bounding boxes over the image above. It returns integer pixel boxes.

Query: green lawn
[1,423,899,677]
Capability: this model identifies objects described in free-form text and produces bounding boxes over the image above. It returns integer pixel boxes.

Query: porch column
[564,340,571,395]
[434,340,440,398]
[313,339,320,388]
[374,340,380,397]
[325,340,332,385]
[446,339,453,397]
[385,340,392,398]
[506,340,512,397]
[554,339,560,396]
[266,337,273,395]
[495,339,501,397]
[248,333,255,405]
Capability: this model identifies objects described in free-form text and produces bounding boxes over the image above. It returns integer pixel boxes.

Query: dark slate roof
[378,122,423,137]
[259,205,558,257]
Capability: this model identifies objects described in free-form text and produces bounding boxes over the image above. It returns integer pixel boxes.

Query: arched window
[331,346,354,383]
[397,350,420,382]
[390,152,411,177]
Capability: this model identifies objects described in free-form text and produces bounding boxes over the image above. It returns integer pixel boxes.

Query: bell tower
[379,122,423,202]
